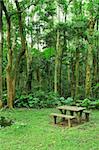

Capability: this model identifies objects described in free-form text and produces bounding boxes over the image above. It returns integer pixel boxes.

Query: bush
[90,100,99,109]
[81,98,91,108]
[14,91,60,108]
[76,98,99,109]
[59,97,74,106]
[46,92,60,107]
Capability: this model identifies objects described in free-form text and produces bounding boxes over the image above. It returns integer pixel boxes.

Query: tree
[85,0,97,98]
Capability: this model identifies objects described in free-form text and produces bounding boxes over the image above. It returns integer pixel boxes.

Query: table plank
[57,105,85,112]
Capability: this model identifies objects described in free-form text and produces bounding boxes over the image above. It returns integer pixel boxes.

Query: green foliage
[59,97,74,106]
[90,100,99,109]
[14,91,99,109]
[2,92,7,105]
[92,83,99,98]
[76,98,99,109]
[1,0,99,108]
[46,91,60,107]
[15,91,60,108]
[81,98,91,108]
[43,47,55,59]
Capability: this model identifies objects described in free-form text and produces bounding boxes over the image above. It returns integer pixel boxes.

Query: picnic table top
[57,105,86,112]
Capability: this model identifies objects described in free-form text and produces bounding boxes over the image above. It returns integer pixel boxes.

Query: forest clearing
[0,109,99,150]
[0,0,99,150]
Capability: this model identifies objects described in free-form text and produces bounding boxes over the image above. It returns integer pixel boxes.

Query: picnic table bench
[51,113,75,127]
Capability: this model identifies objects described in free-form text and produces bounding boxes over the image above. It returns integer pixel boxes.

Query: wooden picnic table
[57,105,86,123]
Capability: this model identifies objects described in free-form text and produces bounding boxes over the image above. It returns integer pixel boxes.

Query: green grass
[0,109,99,150]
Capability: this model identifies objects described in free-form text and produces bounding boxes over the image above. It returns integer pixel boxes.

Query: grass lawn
[0,108,99,150]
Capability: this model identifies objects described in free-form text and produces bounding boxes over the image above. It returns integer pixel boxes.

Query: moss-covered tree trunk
[2,0,27,108]
[75,48,80,99]
[54,29,59,94]
[6,17,15,108]
[71,56,75,98]
[54,30,63,95]
[85,17,95,98]
[2,1,15,108]
[93,19,98,97]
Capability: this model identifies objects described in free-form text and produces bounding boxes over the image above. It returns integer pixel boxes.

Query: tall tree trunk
[2,0,26,108]
[26,58,33,92]
[2,1,15,108]
[36,67,41,90]
[58,56,62,95]
[0,0,3,104]
[85,17,95,98]
[54,5,63,95]
[71,56,75,98]
[54,29,59,93]
[85,44,93,98]
[67,63,71,96]
[93,19,99,87]
[15,0,30,93]
[6,17,15,108]
[75,48,80,99]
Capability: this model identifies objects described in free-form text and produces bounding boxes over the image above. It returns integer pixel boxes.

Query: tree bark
[2,0,15,108]
[54,29,59,94]
[2,0,26,108]
[75,48,80,99]
[71,56,75,98]
[85,17,96,98]
[15,0,30,92]
[6,17,15,108]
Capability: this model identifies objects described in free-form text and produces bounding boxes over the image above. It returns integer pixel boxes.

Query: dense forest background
[0,0,99,108]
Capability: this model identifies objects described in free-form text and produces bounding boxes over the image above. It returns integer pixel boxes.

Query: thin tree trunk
[54,29,59,93]
[71,56,75,98]
[67,63,71,96]
[54,25,63,95]
[75,48,80,99]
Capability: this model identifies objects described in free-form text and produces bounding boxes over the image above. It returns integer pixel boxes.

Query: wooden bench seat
[51,113,75,127]
[83,110,90,121]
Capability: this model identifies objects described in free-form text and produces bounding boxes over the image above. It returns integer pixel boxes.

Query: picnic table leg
[59,109,64,121]
[68,119,72,128]
[70,111,74,116]
[62,110,67,121]
[59,109,66,122]
[54,116,57,124]
[79,111,83,122]
[85,113,89,121]
[76,112,80,123]
[76,111,83,123]
[64,110,67,115]
[59,109,64,114]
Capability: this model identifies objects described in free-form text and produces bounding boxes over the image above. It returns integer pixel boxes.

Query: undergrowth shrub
[76,98,99,109]
[59,97,74,105]
[15,91,60,108]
